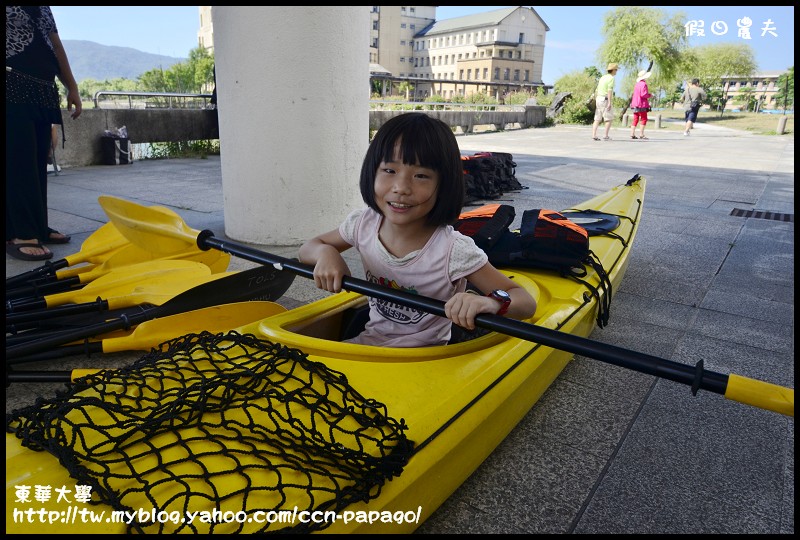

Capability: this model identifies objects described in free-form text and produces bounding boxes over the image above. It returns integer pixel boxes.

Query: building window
[467,69,472,80]
[372,6,379,13]
[410,7,415,13]
[513,70,520,81]
[401,40,406,46]
[524,70,529,81]
[503,68,510,80]
[483,68,489,79]
[519,32,524,43]
[401,23,406,29]
[373,21,378,30]
[494,67,500,80]
[459,69,464,79]
[410,24,415,30]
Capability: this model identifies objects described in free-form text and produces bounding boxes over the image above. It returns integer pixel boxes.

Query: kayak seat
[340,304,370,341]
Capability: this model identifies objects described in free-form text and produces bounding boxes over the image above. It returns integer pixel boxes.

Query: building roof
[369,63,392,76]
[417,6,549,37]
[721,70,788,80]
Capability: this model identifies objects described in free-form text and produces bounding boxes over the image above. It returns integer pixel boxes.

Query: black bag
[455,204,613,328]
[101,136,131,165]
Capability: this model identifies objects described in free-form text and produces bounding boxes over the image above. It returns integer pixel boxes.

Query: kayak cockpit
[242,271,543,362]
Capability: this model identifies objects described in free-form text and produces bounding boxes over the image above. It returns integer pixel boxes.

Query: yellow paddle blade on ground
[42,261,212,308]
[99,196,202,253]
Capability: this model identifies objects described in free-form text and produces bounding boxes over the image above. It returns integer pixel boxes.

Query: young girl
[298,113,536,347]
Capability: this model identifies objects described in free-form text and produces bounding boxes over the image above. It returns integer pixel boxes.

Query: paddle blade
[99,196,200,253]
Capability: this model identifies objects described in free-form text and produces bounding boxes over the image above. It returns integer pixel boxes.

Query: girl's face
[373,144,439,229]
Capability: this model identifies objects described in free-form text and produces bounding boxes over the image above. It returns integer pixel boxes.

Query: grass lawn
[637,109,794,136]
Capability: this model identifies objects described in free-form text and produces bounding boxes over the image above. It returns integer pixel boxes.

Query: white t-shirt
[339,207,488,347]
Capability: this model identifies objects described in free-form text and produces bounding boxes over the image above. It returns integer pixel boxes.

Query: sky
[50,6,794,84]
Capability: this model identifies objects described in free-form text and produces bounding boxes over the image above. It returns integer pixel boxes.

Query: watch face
[492,289,511,301]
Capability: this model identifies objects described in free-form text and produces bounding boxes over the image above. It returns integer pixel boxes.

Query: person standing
[6,6,82,261]
[682,78,707,136]
[630,69,653,140]
[591,63,619,141]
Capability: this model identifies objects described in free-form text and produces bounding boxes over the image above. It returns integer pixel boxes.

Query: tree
[682,43,757,114]
[774,66,794,111]
[596,7,689,118]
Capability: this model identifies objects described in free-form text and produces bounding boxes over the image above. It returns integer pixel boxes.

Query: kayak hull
[6,178,645,534]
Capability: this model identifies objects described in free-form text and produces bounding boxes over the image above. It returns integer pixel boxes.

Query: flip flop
[630,135,638,139]
[6,241,53,261]
[639,136,649,140]
[44,228,71,244]
[592,137,601,141]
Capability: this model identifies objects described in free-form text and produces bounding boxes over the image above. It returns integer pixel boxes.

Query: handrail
[368,100,525,112]
[93,91,214,110]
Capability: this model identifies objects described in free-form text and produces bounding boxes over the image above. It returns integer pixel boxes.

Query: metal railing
[93,91,214,110]
[368,100,525,112]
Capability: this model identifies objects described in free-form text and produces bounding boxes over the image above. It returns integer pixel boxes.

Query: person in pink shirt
[299,113,536,347]
[630,70,653,140]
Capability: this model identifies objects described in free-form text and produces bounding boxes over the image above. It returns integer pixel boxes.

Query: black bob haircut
[359,113,464,226]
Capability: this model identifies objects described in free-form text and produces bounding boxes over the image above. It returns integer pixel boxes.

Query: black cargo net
[6,331,413,534]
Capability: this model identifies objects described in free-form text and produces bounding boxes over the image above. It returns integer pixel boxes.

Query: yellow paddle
[9,301,287,365]
[7,265,296,359]
[6,236,230,302]
[7,260,211,313]
[6,222,130,289]
[95,195,795,417]
[6,205,212,290]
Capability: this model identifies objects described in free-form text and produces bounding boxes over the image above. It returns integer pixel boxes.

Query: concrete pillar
[622,113,629,127]
[777,116,788,135]
[655,114,661,129]
[212,7,368,245]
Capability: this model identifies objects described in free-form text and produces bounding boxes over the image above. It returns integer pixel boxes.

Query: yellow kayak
[7,178,645,533]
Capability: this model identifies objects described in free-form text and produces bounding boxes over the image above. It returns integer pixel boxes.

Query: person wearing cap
[630,69,653,140]
[592,63,619,141]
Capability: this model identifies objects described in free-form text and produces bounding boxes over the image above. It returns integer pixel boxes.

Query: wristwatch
[487,289,511,316]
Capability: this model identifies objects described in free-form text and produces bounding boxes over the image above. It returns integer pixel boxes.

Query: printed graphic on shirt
[366,270,428,325]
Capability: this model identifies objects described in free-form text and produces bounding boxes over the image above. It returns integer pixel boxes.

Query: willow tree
[596,6,688,117]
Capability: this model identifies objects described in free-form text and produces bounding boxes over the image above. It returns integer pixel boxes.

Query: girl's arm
[444,263,537,331]
[299,229,353,293]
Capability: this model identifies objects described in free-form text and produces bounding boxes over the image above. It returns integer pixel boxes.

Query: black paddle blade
[6,265,295,360]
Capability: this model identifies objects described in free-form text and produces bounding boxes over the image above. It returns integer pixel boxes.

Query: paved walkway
[6,122,794,534]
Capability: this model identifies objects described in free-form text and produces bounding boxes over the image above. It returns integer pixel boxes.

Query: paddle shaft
[6,369,99,385]
[6,265,294,359]
[198,233,793,416]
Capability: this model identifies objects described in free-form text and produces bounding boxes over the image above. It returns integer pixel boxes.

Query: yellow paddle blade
[99,196,201,254]
[102,301,287,353]
[101,270,235,311]
[63,222,132,267]
[66,243,230,286]
[54,263,98,280]
[42,261,212,308]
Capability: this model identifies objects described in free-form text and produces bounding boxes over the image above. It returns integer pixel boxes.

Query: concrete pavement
[6,121,794,534]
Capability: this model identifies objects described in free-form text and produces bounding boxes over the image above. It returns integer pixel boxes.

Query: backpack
[461,152,525,205]
[455,204,613,328]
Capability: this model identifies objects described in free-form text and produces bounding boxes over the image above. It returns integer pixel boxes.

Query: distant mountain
[62,40,186,82]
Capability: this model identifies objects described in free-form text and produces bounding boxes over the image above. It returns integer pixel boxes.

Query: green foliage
[597,6,688,86]
[145,140,220,160]
[556,97,594,125]
[688,42,757,90]
[504,91,535,105]
[71,46,216,105]
[774,66,795,110]
[464,91,499,104]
